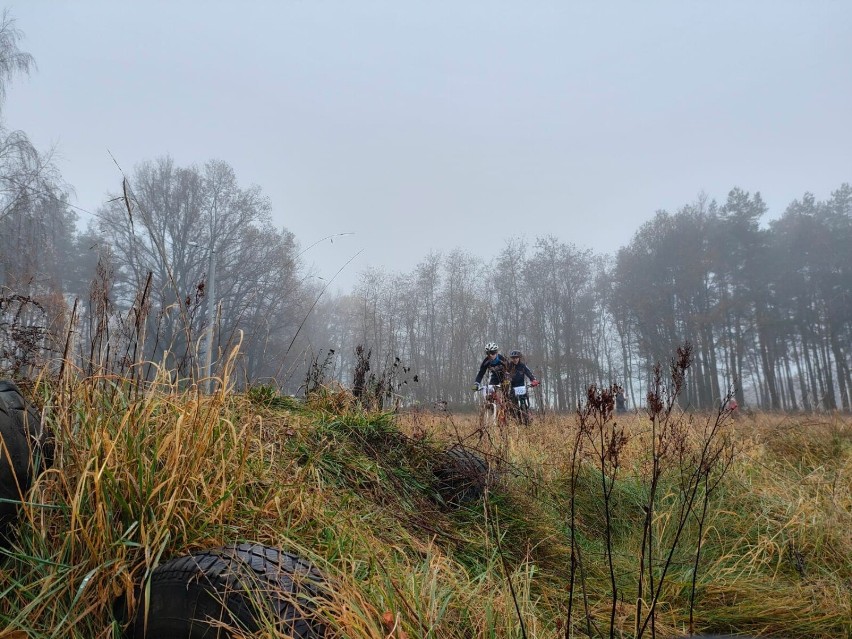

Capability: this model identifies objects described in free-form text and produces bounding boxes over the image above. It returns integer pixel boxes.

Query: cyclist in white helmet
[472,342,507,390]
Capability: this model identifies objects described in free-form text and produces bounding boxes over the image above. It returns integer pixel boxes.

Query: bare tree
[94,156,308,383]
[0,10,74,378]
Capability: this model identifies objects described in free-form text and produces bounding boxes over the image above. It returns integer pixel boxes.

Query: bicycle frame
[475,384,509,428]
[510,384,532,425]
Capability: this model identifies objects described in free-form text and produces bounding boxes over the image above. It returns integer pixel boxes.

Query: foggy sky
[7,1,852,290]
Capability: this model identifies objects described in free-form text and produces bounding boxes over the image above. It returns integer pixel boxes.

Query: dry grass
[1,375,850,638]
[397,408,852,638]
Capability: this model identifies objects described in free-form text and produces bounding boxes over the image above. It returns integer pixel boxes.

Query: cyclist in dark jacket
[506,350,539,424]
[506,350,538,388]
[472,342,507,389]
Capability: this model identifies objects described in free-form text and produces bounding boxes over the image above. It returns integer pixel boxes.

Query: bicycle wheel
[494,389,509,428]
[477,389,497,430]
[496,404,508,428]
[518,397,531,426]
[480,401,496,430]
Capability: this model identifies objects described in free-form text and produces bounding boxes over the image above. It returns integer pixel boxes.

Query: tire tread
[130,543,326,638]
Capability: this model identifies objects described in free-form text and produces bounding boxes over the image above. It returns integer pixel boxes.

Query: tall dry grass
[1,368,850,638]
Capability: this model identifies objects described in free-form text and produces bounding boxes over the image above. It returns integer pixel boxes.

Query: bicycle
[472,383,509,446]
[508,383,532,426]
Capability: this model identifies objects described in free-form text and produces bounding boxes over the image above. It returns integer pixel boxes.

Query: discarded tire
[434,444,489,505]
[127,543,327,639]
[0,380,53,545]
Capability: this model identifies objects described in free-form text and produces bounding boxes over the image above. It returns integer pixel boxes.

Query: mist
[1,6,850,412]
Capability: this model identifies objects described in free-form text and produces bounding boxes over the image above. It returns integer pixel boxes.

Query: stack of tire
[124,543,328,638]
[434,444,490,505]
[0,380,53,547]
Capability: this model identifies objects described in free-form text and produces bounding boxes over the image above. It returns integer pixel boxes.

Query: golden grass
[1,375,850,638]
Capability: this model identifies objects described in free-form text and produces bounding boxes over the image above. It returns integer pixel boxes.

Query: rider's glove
[530,379,540,387]
[471,383,480,391]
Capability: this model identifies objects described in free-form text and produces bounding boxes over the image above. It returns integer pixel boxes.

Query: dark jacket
[506,361,536,387]
[475,354,507,385]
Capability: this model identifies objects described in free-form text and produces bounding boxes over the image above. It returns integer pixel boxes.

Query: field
[1,373,851,638]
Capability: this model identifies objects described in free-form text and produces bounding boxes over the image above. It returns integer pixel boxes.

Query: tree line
[310,186,851,412]
[0,13,316,386]
[0,12,849,411]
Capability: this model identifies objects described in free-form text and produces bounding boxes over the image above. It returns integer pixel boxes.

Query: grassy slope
[1,377,850,638]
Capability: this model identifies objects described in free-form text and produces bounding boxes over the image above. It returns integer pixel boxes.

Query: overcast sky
[6,2,852,290]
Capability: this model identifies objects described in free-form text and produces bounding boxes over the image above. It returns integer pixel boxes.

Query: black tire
[435,444,489,505]
[0,380,53,544]
[127,543,327,639]
[517,396,531,426]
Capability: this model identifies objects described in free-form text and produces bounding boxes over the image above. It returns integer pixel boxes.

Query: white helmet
[485,342,499,354]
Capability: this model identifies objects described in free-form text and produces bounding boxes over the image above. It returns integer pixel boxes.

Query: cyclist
[615,386,628,413]
[471,343,509,433]
[506,350,539,423]
[472,342,507,391]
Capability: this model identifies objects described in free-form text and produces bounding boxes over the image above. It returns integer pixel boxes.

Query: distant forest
[0,13,850,412]
[312,184,852,412]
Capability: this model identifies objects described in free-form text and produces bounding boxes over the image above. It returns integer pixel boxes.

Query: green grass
[1,373,850,638]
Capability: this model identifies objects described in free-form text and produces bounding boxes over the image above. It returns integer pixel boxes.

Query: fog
[1,3,850,411]
[6,2,852,289]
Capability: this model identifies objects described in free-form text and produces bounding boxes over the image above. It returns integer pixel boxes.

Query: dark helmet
[509,350,522,358]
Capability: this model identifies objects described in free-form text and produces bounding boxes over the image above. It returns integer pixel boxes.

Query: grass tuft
[0,374,849,638]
